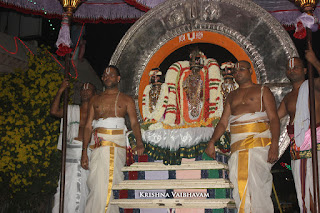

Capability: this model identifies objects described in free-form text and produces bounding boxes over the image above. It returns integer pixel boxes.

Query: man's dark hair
[236,60,251,69]
[105,65,121,77]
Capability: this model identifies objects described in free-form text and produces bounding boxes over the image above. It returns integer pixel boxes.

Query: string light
[0,1,85,78]
[0,29,85,79]
[26,0,55,31]
[0,36,34,55]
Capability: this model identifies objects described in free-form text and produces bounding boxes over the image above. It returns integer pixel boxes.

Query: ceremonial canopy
[0,0,319,25]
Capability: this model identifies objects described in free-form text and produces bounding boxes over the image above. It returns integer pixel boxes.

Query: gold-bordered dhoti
[85,124,126,213]
[228,113,273,213]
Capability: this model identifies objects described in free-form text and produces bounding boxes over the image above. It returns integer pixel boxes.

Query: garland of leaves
[0,45,74,211]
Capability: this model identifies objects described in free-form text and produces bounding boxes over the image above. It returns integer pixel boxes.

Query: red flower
[294,21,307,39]
[56,44,72,56]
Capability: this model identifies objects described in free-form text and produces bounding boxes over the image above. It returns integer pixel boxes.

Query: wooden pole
[59,19,71,212]
[59,52,70,213]
[306,27,320,212]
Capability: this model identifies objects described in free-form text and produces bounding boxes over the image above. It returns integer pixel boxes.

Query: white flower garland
[142,83,169,122]
[163,62,188,125]
[162,58,223,127]
[207,59,223,118]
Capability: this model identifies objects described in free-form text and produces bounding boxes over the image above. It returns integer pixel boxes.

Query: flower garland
[142,83,169,122]
[207,59,223,118]
[178,66,205,124]
[166,59,222,127]
[163,62,185,125]
[162,116,219,129]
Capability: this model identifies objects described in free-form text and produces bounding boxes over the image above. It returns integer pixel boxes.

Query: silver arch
[111,0,297,158]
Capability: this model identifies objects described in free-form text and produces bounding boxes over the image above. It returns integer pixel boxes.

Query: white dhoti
[228,112,273,213]
[52,140,90,213]
[53,105,90,213]
[291,154,320,213]
[291,80,320,212]
[85,118,127,213]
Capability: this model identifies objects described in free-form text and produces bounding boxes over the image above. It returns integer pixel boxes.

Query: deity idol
[142,68,168,123]
[137,50,226,164]
[163,48,222,126]
[183,50,205,120]
[220,62,238,104]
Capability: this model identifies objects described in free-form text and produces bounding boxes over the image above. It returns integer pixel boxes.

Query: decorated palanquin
[138,50,231,165]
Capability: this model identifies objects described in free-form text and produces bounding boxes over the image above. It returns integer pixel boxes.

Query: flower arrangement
[0,45,74,211]
[142,83,169,122]
[163,62,183,125]
[163,58,222,127]
[207,59,223,118]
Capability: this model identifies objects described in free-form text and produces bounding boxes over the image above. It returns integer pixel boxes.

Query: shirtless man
[278,49,320,212]
[205,60,279,212]
[50,79,96,213]
[81,65,144,213]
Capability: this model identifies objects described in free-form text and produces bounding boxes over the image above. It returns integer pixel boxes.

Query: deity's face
[150,75,161,84]
[222,67,234,80]
[233,61,252,84]
[80,83,95,102]
[286,58,306,83]
[101,67,120,89]
[191,66,201,73]
[189,50,204,70]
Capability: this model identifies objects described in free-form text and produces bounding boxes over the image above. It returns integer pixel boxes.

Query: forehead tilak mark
[289,58,295,69]
[82,83,90,90]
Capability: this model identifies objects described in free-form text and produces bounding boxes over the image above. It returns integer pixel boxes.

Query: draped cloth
[288,125,320,213]
[228,112,273,213]
[295,80,310,148]
[53,105,90,213]
[57,105,80,150]
[289,80,320,212]
[85,118,127,213]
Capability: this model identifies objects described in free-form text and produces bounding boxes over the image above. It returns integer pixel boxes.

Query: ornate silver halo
[111,0,298,159]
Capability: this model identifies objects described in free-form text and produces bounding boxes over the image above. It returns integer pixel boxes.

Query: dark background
[38,14,320,77]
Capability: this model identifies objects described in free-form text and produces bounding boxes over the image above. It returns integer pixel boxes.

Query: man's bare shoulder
[282,92,291,102]
[119,93,135,104]
[225,89,237,104]
[261,84,274,94]
[228,89,238,97]
[119,92,133,100]
[255,84,264,90]
[89,93,99,102]
[282,89,297,103]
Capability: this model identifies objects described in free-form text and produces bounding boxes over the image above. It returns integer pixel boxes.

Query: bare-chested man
[205,60,279,212]
[278,49,320,213]
[50,79,96,213]
[81,65,144,213]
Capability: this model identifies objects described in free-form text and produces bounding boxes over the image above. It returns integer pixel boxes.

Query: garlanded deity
[142,68,168,123]
[182,49,205,119]
[220,62,238,104]
[163,48,222,126]
[148,68,162,112]
[137,50,228,165]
